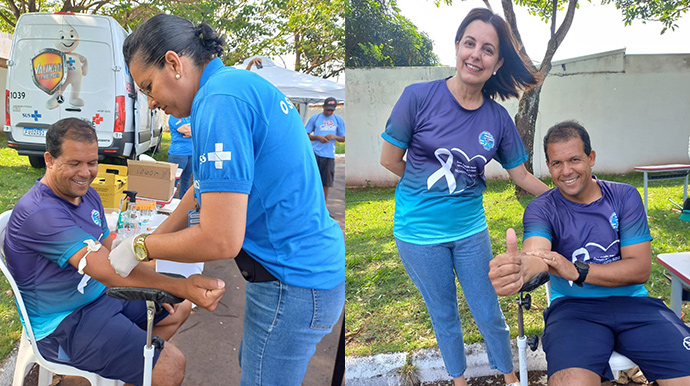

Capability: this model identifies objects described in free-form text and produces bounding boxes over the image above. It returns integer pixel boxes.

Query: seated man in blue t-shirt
[4,118,225,385]
[488,120,690,385]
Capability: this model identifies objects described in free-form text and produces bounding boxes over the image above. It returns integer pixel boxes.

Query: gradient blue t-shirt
[523,178,652,300]
[168,115,193,156]
[4,181,109,340]
[382,78,529,244]
[305,112,345,159]
[190,58,344,290]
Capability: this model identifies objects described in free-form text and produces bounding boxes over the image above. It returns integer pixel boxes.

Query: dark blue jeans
[239,280,344,385]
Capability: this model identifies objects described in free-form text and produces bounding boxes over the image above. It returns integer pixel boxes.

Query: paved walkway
[0,157,345,386]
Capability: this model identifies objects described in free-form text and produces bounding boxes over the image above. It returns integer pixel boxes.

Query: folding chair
[0,210,122,386]
[515,273,637,386]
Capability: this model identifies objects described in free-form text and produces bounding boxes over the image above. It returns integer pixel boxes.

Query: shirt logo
[478,131,494,151]
[571,240,620,265]
[200,143,232,169]
[91,210,101,226]
[427,147,487,194]
[683,336,690,350]
[610,212,619,229]
[319,121,336,132]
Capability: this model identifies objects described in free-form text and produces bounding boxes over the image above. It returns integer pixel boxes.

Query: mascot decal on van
[33,20,89,109]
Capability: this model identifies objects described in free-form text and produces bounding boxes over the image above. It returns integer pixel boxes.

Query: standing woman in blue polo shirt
[110,14,344,385]
[380,9,549,386]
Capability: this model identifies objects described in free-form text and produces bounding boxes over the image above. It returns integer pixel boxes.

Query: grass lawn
[0,131,170,361]
[345,174,690,357]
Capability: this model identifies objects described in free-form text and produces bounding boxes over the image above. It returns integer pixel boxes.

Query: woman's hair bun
[195,23,225,58]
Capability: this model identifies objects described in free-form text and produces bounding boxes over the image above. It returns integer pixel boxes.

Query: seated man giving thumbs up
[488,120,690,386]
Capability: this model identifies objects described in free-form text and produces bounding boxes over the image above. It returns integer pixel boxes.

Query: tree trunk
[294,31,301,71]
[513,85,542,197]
[501,0,579,197]
[515,84,542,175]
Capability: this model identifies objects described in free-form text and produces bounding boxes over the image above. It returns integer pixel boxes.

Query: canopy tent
[239,55,344,121]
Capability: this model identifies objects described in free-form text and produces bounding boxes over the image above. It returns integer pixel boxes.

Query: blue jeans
[396,229,514,378]
[238,280,345,385]
[168,154,192,198]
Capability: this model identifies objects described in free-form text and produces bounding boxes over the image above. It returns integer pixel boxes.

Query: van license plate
[23,128,46,137]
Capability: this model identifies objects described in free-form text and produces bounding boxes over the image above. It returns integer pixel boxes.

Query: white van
[3,12,163,168]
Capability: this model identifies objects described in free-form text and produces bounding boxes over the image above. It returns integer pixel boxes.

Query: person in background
[489,121,690,385]
[379,8,549,386]
[110,14,344,386]
[245,57,262,70]
[167,115,193,198]
[305,96,345,202]
[3,117,225,386]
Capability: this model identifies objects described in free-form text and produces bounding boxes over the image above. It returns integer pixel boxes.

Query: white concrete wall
[345,50,690,187]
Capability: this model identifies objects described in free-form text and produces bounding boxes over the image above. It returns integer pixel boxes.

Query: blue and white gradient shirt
[190,58,344,289]
[382,78,529,244]
[523,178,652,300]
[4,182,109,340]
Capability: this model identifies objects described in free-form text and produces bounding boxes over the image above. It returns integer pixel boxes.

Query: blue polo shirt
[524,179,652,300]
[190,58,344,289]
[4,182,109,340]
[383,78,529,244]
[168,115,193,156]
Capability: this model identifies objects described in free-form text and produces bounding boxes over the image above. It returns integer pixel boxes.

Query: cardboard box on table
[91,164,128,209]
[126,160,178,202]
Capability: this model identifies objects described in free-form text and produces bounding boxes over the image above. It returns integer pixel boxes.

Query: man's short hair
[543,120,592,162]
[46,118,97,159]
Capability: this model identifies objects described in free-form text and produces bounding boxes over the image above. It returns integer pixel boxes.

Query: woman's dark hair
[46,118,97,158]
[123,14,225,69]
[455,8,540,100]
[543,120,592,162]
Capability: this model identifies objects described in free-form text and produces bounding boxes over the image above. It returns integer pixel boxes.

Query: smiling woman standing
[109,14,344,386]
[379,8,549,386]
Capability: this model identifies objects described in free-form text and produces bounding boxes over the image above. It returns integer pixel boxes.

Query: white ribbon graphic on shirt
[568,240,620,286]
[427,148,487,194]
[427,148,456,194]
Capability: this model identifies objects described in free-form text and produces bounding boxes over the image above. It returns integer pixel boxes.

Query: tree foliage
[346,0,439,67]
[603,0,690,32]
[0,0,344,78]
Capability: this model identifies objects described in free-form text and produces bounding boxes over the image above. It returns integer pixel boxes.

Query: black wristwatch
[573,260,589,287]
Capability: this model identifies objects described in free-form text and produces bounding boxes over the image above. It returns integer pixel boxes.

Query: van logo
[92,114,104,125]
[31,49,67,95]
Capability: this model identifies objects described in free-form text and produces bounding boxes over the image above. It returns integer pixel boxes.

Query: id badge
[188,210,200,227]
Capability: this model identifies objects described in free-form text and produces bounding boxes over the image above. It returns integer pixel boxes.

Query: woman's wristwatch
[133,233,151,262]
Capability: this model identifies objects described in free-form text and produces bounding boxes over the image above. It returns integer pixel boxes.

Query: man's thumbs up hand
[488,228,525,296]
[505,228,519,256]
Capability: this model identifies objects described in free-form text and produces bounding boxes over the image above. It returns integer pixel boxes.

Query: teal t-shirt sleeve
[493,109,529,169]
[193,94,255,195]
[618,185,652,247]
[523,200,554,242]
[382,86,417,149]
[19,208,99,268]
